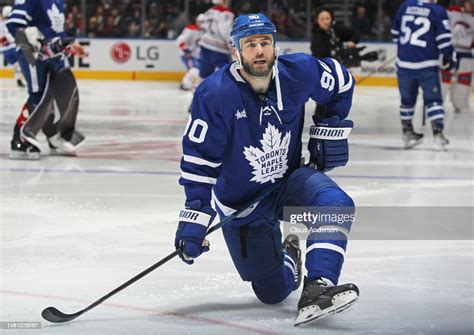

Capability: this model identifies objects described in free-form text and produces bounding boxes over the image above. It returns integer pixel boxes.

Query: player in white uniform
[441,2,473,113]
[0,6,24,87]
[198,0,234,79]
[177,14,204,91]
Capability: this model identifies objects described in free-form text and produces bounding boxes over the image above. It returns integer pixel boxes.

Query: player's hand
[346,41,356,48]
[308,115,353,172]
[441,52,457,72]
[174,200,216,265]
[68,42,88,58]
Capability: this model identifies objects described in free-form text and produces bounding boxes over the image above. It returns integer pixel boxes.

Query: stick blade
[42,306,82,323]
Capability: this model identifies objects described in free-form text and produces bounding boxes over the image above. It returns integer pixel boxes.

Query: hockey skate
[10,136,41,160]
[402,122,423,149]
[282,234,302,291]
[9,124,41,160]
[432,126,449,151]
[294,277,359,327]
[48,129,85,156]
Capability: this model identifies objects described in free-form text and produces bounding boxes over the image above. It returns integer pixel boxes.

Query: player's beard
[241,54,276,77]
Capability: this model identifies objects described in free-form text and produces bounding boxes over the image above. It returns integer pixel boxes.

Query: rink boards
[0,39,397,86]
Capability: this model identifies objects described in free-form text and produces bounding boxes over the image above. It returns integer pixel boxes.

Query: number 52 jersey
[392,0,454,70]
[179,53,354,215]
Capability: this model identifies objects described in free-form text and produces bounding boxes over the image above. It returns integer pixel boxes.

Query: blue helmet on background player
[230,13,277,52]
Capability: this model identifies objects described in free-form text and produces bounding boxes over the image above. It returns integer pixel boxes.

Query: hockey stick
[41,181,283,323]
[355,55,396,85]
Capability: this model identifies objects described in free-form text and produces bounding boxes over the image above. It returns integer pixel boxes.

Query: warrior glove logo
[243,123,291,184]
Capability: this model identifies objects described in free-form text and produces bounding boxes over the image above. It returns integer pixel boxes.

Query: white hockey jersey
[176,23,201,59]
[0,18,15,51]
[447,6,474,54]
[199,5,234,55]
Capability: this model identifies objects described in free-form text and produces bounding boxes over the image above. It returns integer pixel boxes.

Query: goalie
[6,0,87,160]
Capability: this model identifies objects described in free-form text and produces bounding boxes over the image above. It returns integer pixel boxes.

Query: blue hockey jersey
[180,53,354,216]
[6,0,67,39]
[391,0,454,70]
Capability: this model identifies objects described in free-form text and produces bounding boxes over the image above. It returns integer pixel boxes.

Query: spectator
[352,6,372,39]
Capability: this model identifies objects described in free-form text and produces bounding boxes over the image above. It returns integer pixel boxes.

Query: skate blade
[434,141,449,152]
[49,136,85,155]
[9,151,40,160]
[49,148,77,156]
[294,290,359,327]
[403,138,423,149]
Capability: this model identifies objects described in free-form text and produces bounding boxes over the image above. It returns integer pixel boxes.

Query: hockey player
[1,6,25,87]
[175,13,359,326]
[177,14,204,91]
[441,2,473,114]
[392,0,456,150]
[6,0,87,160]
[198,0,234,79]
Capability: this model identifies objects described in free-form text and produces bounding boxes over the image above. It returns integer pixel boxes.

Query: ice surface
[1,78,473,334]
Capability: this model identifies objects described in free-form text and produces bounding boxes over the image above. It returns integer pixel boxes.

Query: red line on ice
[1,289,281,335]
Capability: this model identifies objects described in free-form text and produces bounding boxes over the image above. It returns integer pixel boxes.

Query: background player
[1,5,25,87]
[441,1,473,114]
[7,0,87,160]
[197,0,234,80]
[392,0,457,151]
[175,13,359,326]
[176,14,204,91]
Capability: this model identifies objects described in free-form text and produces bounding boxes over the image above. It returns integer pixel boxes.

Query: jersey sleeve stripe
[11,10,32,21]
[391,29,399,35]
[392,38,399,43]
[181,172,217,185]
[183,154,222,168]
[331,59,353,94]
[436,33,451,41]
[331,59,348,93]
[6,18,28,26]
[437,41,453,49]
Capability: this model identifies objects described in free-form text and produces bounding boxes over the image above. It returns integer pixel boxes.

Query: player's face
[317,11,332,31]
[239,34,276,77]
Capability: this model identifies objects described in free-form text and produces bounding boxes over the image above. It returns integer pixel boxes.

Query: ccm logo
[248,15,260,19]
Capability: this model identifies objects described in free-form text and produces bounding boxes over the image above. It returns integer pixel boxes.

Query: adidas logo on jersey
[261,106,272,116]
[235,109,247,119]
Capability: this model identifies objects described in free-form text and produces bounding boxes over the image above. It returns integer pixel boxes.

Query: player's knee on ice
[251,265,294,304]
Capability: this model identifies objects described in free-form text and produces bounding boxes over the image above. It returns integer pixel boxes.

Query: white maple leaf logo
[243,123,291,184]
[47,4,65,33]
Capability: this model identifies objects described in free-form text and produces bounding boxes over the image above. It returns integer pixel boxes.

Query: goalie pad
[21,67,83,152]
[42,67,80,138]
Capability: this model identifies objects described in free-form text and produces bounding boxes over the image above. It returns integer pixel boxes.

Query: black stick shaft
[42,182,282,323]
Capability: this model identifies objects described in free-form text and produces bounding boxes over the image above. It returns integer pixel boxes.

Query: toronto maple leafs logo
[243,123,291,184]
[47,4,65,33]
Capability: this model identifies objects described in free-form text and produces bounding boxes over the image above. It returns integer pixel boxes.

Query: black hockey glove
[441,52,457,72]
[40,36,75,59]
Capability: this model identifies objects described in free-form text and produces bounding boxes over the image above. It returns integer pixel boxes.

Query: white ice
[0,78,473,335]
